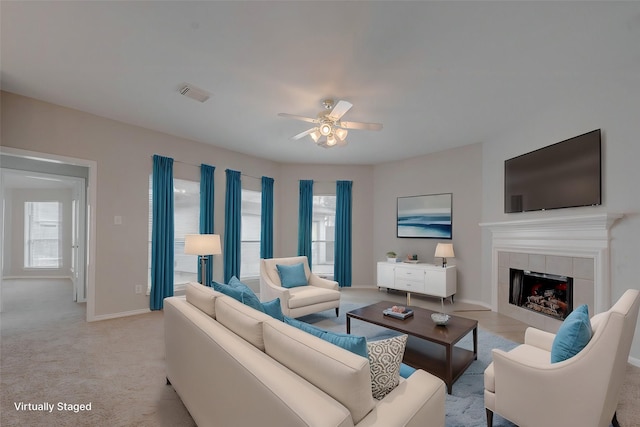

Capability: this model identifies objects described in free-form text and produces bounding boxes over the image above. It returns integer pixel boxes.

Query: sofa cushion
[284,317,368,357]
[185,282,220,317]
[263,319,375,424]
[261,298,284,321]
[214,295,272,351]
[368,335,408,399]
[484,343,550,392]
[551,304,592,363]
[276,263,308,288]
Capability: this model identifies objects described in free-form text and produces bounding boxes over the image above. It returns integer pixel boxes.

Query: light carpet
[2,281,638,426]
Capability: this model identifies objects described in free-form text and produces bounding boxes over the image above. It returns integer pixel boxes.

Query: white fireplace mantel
[480,213,623,316]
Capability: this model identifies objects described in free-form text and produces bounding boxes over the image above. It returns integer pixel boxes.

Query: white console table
[376,262,457,304]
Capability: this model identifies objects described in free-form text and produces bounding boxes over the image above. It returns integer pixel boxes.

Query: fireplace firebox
[509,269,573,320]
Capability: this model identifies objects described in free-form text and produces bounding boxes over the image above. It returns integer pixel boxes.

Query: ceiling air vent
[179,84,210,103]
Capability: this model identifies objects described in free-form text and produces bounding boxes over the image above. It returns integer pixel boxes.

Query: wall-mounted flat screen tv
[504,129,601,213]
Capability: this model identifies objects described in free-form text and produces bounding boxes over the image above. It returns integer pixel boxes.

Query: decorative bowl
[431,313,450,326]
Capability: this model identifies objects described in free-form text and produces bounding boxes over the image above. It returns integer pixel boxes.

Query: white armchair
[484,289,639,427]
[260,256,341,318]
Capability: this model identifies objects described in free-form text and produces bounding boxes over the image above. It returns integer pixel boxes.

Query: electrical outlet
[135,285,143,294]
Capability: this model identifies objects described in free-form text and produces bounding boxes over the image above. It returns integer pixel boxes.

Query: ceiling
[2,1,640,165]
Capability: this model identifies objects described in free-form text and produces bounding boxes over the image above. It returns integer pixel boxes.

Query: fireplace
[480,213,622,333]
[509,269,573,320]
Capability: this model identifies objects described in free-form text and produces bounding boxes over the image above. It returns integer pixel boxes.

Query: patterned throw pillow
[367,334,408,400]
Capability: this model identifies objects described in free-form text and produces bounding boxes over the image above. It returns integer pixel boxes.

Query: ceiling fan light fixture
[310,129,321,142]
[335,127,348,141]
[326,134,337,146]
[319,123,332,136]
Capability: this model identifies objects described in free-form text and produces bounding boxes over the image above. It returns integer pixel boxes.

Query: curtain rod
[151,155,264,180]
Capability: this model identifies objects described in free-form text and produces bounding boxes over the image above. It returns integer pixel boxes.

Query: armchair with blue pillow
[260,256,341,318]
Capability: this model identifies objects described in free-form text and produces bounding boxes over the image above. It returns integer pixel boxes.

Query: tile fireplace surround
[481,213,623,333]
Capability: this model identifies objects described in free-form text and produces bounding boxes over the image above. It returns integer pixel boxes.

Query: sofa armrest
[309,274,339,290]
[490,347,608,426]
[357,370,445,427]
[523,327,555,352]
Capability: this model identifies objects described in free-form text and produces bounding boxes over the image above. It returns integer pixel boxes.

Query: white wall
[373,143,484,304]
[481,77,640,361]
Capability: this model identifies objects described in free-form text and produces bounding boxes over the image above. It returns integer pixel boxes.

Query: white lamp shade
[434,243,455,259]
[184,234,221,255]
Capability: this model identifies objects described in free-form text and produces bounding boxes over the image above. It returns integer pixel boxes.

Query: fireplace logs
[510,269,573,320]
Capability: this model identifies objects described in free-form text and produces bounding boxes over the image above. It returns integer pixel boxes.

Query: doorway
[0,148,96,321]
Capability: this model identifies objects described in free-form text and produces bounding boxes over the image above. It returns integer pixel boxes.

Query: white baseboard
[3,275,73,280]
[454,298,492,310]
[89,308,151,322]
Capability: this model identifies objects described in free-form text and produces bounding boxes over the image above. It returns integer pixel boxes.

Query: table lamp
[434,243,454,268]
[184,234,221,285]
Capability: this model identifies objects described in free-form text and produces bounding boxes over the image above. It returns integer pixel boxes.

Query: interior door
[71,179,86,302]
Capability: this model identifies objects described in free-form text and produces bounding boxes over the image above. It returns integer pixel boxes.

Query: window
[24,201,61,268]
[241,188,261,279]
[312,195,336,277]
[148,177,200,290]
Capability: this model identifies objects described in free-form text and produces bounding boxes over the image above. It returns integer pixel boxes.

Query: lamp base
[441,258,447,268]
[199,257,207,285]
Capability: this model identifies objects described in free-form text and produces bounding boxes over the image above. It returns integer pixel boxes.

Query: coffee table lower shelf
[403,335,476,394]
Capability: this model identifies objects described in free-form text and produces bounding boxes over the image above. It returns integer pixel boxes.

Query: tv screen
[504,129,601,213]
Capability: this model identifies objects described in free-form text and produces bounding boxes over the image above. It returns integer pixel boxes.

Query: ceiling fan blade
[278,113,318,124]
[327,100,353,121]
[291,127,316,140]
[339,121,383,131]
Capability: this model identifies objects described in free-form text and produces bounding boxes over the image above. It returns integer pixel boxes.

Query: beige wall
[1,91,281,317]
[480,78,640,361]
[373,143,484,304]
[277,164,375,287]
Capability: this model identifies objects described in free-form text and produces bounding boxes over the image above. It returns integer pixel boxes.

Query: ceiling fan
[278,99,383,148]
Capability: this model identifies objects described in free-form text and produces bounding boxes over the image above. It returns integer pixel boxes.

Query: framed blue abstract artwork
[397,193,452,239]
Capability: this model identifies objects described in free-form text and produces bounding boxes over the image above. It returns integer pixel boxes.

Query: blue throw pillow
[284,317,368,358]
[276,263,308,288]
[228,276,263,312]
[213,279,264,313]
[399,363,417,379]
[212,281,244,302]
[261,298,284,321]
[551,304,592,363]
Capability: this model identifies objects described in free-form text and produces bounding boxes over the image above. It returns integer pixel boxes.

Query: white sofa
[164,283,446,427]
[260,256,341,318]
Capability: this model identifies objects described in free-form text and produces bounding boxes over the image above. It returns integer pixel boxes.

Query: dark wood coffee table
[346,301,477,394]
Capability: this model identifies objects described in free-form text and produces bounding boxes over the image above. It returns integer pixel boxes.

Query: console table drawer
[395,267,423,281]
[394,279,425,293]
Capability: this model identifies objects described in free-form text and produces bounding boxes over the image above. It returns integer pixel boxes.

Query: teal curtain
[199,164,215,286]
[260,176,274,259]
[334,180,352,287]
[150,154,174,310]
[297,180,313,268]
[224,169,241,283]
